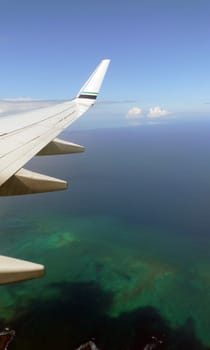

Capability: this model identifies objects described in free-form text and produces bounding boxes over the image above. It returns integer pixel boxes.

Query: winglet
[76,59,110,101]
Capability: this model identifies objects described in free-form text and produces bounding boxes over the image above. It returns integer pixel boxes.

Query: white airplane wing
[0,59,110,196]
[0,59,110,284]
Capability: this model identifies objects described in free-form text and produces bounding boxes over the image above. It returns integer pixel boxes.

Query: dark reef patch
[0,281,208,350]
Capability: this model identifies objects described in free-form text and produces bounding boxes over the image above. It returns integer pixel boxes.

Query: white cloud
[0,99,61,117]
[148,106,171,118]
[126,107,144,119]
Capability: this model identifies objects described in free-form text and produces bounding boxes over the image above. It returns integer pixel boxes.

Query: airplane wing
[0,59,110,284]
[0,59,110,196]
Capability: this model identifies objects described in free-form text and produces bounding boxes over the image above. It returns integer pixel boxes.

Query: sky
[0,0,209,126]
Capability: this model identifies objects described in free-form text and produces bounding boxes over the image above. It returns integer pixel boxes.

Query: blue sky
[0,0,209,125]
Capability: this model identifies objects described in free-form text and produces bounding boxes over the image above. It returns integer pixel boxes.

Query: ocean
[0,120,210,349]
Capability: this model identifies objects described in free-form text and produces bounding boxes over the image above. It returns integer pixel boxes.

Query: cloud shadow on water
[1,281,209,350]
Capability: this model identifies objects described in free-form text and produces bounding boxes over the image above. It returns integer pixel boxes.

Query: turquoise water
[1,122,210,349]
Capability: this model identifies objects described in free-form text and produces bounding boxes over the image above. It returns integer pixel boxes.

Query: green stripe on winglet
[82,91,98,95]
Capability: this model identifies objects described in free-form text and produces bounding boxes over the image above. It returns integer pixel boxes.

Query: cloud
[99,99,136,105]
[0,99,61,117]
[126,107,144,119]
[147,106,171,118]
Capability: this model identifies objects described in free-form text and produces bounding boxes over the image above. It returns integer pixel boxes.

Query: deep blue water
[1,120,210,349]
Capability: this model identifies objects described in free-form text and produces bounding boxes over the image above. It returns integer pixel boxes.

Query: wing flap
[0,168,67,196]
[37,138,85,155]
